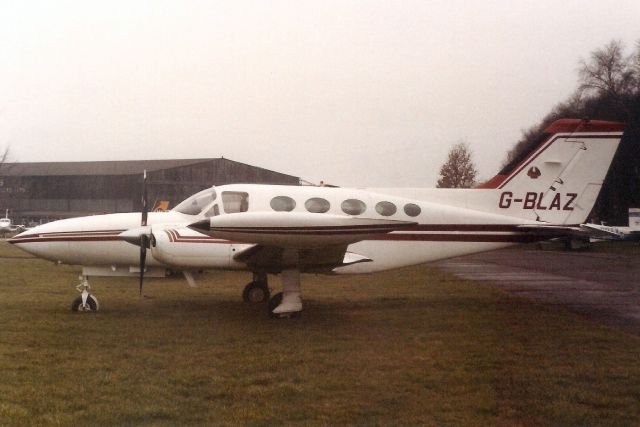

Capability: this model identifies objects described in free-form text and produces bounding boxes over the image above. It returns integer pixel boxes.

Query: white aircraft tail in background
[0,209,25,236]
[9,118,627,317]
[630,208,640,231]
[581,208,640,241]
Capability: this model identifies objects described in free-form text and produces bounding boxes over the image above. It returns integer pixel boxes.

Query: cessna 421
[9,118,625,318]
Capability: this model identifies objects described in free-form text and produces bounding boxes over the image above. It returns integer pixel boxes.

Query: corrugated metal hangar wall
[0,158,299,225]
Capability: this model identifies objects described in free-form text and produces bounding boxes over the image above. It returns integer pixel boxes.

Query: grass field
[1,241,640,426]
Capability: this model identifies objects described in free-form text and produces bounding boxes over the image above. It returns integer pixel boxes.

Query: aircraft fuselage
[10,184,535,274]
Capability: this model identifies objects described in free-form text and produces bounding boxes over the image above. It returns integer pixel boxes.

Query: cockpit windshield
[172,187,217,215]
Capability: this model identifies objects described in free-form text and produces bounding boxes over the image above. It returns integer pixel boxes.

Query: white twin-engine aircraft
[9,119,625,317]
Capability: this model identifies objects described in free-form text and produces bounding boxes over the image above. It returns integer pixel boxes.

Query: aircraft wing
[189,212,417,248]
[188,212,412,272]
[232,243,372,273]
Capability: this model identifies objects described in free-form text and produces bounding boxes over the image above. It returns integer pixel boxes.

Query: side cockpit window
[204,204,220,218]
[173,188,217,215]
[222,191,249,213]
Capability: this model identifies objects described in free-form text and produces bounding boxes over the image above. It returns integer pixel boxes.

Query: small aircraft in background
[0,209,25,236]
[9,119,626,318]
[581,209,640,241]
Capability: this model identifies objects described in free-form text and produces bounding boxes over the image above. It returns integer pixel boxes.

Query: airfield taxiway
[433,247,640,335]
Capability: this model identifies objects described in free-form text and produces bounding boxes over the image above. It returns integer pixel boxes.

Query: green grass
[1,242,639,426]
[0,238,32,258]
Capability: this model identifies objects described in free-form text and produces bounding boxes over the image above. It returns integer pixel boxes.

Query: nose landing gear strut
[71,276,100,312]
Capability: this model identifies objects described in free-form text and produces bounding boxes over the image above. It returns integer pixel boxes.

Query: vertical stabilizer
[479,119,625,224]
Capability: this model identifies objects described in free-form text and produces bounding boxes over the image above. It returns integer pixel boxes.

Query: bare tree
[578,40,635,100]
[436,142,478,188]
[0,146,9,174]
[632,40,640,94]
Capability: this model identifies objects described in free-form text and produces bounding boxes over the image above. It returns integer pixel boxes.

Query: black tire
[242,282,270,303]
[71,295,99,312]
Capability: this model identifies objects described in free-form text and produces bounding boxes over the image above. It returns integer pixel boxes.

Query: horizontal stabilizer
[518,222,635,241]
[580,223,630,240]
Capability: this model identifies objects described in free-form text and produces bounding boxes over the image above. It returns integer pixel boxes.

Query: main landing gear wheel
[268,292,300,319]
[242,281,270,303]
[71,294,99,312]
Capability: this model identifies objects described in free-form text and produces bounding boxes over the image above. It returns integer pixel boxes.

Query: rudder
[479,119,625,224]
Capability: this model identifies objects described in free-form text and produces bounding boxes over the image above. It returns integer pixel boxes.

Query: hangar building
[0,158,299,225]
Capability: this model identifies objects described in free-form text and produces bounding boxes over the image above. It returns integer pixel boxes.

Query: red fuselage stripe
[10,226,566,244]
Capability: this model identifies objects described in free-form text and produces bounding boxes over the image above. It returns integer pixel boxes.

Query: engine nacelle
[150,227,234,269]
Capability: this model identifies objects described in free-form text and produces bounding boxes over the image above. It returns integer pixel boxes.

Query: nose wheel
[71,276,100,312]
[71,294,99,311]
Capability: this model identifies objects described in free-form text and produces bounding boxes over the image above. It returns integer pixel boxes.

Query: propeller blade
[139,234,148,296]
[141,170,148,227]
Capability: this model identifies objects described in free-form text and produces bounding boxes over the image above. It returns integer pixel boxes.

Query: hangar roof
[0,158,296,178]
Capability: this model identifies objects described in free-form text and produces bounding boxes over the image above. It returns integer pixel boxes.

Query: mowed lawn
[1,242,639,426]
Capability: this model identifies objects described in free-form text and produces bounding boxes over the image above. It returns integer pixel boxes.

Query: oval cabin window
[375,201,397,216]
[270,196,296,212]
[403,203,421,217]
[305,198,330,213]
[341,199,366,215]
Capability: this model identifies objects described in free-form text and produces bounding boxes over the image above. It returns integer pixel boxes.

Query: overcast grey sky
[1,0,639,187]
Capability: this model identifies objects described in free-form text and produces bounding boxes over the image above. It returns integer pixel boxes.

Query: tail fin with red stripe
[479,119,624,224]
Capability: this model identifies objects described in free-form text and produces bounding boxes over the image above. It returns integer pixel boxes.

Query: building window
[270,196,296,212]
[341,199,366,215]
[222,191,249,213]
[375,201,397,216]
[305,197,330,213]
[403,203,421,217]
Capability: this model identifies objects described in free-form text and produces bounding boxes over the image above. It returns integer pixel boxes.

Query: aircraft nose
[7,226,40,244]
